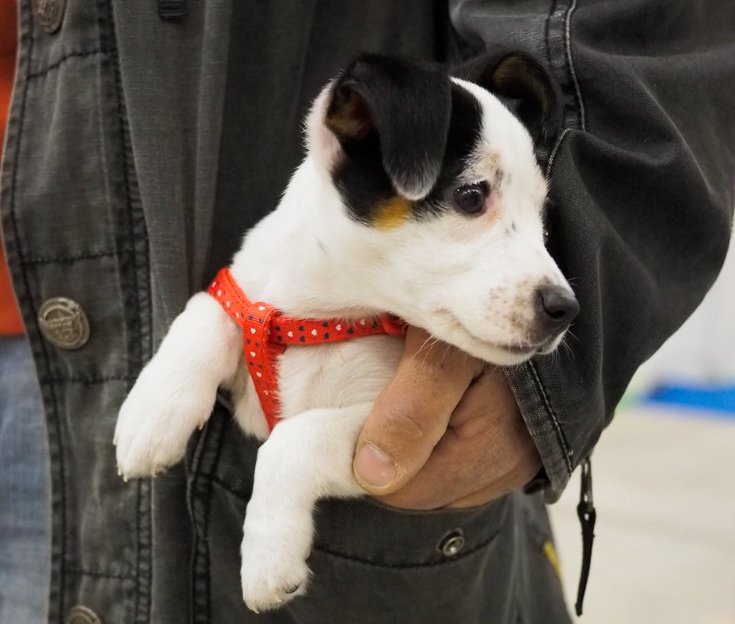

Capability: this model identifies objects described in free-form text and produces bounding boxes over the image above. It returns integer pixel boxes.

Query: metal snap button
[33,0,66,34]
[38,297,90,350]
[66,605,102,624]
[438,528,465,558]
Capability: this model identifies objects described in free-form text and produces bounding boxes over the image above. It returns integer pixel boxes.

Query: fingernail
[354,443,397,489]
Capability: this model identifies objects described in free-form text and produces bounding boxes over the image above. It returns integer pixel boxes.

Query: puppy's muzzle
[535,284,579,340]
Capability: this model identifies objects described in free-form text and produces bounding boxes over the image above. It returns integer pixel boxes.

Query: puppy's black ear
[455,50,560,153]
[326,54,451,200]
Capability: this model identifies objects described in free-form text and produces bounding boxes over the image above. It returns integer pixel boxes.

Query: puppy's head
[305,53,577,365]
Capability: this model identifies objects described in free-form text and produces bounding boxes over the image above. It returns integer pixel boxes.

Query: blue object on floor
[644,383,735,418]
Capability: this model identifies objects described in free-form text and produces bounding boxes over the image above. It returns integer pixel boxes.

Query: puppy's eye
[452,182,489,215]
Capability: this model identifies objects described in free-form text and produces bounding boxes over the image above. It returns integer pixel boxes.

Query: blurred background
[550,231,735,624]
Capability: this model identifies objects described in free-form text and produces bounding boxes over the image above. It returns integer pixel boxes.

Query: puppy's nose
[536,285,579,334]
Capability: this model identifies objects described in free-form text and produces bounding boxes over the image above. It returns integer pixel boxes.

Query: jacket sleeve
[450,0,735,501]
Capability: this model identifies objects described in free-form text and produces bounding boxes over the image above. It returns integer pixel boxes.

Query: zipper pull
[575,457,596,616]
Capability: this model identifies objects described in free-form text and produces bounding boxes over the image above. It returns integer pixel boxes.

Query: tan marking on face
[372,197,413,229]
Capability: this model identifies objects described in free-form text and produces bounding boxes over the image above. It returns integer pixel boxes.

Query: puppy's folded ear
[455,50,560,154]
[326,54,451,201]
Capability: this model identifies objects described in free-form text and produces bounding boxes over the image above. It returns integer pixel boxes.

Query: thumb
[353,327,482,495]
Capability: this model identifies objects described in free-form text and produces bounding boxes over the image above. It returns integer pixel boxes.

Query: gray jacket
[1,1,733,623]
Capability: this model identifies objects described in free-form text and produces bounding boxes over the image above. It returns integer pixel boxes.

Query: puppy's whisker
[440,342,454,363]
[414,336,434,356]
[559,335,575,359]
[411,337,443,368]
[415,337,440,363]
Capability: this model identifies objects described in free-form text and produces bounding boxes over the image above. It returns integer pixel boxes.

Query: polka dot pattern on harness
[207,268,406,431]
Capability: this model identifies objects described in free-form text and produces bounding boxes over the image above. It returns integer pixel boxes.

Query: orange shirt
[0,0,22,335]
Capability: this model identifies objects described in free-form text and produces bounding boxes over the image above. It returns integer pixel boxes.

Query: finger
[353,327,482,495]
[376,372,540,509]
[375,378,498,510]
[375,430,473,509]
[444,483,513,509]
[444,483,512,509]
[447,367,517,431]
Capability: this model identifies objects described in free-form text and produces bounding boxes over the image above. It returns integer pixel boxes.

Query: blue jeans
[0,336,50,623]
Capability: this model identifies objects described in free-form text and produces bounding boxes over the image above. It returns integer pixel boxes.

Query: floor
[548,406,735,624]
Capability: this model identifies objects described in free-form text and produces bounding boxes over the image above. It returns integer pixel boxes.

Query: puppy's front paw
[240,511,312,613]
[114,361,215,479]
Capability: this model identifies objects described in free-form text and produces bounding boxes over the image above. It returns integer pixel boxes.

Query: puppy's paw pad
[241,546,310,613]
[114,370,213,478]
[115,407,207,479]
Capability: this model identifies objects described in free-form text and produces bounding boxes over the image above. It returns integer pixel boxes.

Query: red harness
[208,268,405,431]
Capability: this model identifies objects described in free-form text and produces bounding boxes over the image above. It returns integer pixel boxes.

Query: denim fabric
[0,336,51,623]
[0,0,733,622]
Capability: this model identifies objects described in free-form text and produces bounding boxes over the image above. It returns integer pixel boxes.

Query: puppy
[114,52,578,613]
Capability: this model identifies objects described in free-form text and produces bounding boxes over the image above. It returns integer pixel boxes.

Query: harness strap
[208,268,405,430]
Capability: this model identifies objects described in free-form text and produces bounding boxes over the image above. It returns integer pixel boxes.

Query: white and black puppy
[114,52,578,613]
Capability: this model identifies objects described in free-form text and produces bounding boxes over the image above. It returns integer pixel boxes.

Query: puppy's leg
[115,292,241,478]
[240,403,370,613]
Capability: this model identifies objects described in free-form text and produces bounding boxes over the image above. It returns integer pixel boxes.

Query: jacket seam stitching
[65,566,135,581]
[313,537,496,569]
[528,360,573,474]
[545,128,571,178]
[42,375,137,384]
[27,48,106,80]
[22,248,131,265]
[102,0,151,619]
[136,481,143,618]
[205,474,214,623]
[205,420,228,623]
[208,476,501,568]
[564,0,586,130]
[543,0,556,70]
[523,0,575,482]
[188,412,228,624]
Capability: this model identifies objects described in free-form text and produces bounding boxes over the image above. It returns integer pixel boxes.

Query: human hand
[352,327,542,509]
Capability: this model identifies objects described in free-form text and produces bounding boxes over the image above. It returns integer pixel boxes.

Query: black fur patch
[454,49,560,161]
[422,83,484,213]
[327,54,451,201]
[330,62,483,225]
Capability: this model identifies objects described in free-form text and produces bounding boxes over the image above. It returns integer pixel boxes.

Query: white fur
[115,72,574,612]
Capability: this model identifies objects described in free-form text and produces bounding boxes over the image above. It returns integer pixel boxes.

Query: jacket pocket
[187,409,560,624]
